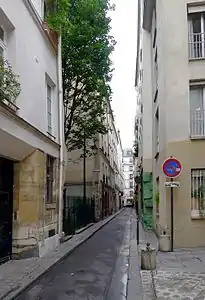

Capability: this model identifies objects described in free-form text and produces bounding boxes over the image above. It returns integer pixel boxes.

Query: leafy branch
[0,57,21,103]
[46,0,115,153]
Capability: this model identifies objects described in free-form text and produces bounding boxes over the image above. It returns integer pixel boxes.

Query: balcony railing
[190,110,205,137]
[189,32,205,59]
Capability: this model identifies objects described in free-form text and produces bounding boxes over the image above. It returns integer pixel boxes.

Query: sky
[109,0,138,150]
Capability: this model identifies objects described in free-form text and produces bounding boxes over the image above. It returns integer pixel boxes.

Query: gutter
[57,34,65,237]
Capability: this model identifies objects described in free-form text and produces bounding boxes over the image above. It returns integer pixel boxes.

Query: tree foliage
[0,57,21,103]
[47,0,115,152]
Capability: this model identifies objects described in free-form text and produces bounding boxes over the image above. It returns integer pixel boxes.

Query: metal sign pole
[137,214,139,245]
[170,177,174,252]
[162,157,182,253]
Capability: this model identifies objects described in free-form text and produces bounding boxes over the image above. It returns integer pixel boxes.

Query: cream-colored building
[135,0,153,229]
[122,148,134,206]
[65,101,124,222]
[136,0,205,248]
[0,0,64,262]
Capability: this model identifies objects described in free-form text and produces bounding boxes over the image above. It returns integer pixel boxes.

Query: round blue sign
[162,157,182,178]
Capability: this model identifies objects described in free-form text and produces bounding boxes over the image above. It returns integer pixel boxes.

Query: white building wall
[141,29,153,164]
[123,149,134,205]
[1,0,60,150]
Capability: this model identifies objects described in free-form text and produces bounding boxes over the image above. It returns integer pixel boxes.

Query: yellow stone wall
[12,149,59,258]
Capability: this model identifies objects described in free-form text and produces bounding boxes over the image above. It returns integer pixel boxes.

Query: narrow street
[16,209,134,300]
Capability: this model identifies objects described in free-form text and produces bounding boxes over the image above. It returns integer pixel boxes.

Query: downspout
[57,34,64,237]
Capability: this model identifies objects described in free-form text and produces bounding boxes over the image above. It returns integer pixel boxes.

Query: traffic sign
[162,157,182,178]
[165,181,180,188]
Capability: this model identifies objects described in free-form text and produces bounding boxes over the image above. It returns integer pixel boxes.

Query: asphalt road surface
[16,209,132,300]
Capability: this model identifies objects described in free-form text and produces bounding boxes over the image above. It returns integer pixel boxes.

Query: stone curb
[2,208,124,300]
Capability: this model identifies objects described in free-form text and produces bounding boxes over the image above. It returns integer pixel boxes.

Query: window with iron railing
[188,12,205,59]
[191,169,205,217]
[190,86,205,137]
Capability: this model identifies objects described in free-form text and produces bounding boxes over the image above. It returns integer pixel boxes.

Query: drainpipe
[57,34,64,237]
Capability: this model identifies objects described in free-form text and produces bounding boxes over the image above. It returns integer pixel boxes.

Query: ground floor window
[46,155,55,203]
[191,169,205,217]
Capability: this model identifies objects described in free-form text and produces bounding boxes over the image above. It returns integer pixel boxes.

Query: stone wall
[12,149,59,258]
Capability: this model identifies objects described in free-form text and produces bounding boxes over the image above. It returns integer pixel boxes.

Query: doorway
[0,157,13,264]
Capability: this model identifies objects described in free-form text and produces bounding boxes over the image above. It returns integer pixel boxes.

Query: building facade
[134,0,153,229]
[122,149,134,206]
[65,101,124,226]
[136,0,205,247]
[0,0,64,262]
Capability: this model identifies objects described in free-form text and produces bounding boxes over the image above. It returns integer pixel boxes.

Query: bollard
[159,234,171,252]
[141,242,156,270]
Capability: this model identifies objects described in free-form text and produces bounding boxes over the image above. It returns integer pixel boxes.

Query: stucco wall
[1,0,59,143]
[142,30,153,160]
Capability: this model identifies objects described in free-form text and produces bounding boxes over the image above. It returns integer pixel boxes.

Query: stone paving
[141,247,205,299]
[135,221,205,299]
[0,210,123,300]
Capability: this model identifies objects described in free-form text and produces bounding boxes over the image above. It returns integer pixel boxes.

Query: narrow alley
[15,209,138,300]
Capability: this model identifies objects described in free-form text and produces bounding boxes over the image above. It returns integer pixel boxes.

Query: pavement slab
[141,247,205,299]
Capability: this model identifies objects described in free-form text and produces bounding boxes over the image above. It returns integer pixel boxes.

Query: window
[129,157,133,163]
[130,190,134,197]
[188,12,205,58]
[46,155,55,203]
[190,86,205,137]
[155,107,159,154]
[153,28,157,48]
[140,49,143,62]
[47,83,52,134]
[0,47,3,58]
[43,0,56,19]
[129,165,133,172]
[0,28,4,42]
[154,50,158,90]
[129,181,133,188]
[191,169,205,216]
[0,27,6,58]
[129,174,133,180]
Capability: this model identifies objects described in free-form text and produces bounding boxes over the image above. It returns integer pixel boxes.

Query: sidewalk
[127,211,158,300]
[0,209,123,300]
[141,241,205,299]
[119,212,205,299]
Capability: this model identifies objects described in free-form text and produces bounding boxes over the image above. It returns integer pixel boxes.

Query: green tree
[47,0,115,152]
